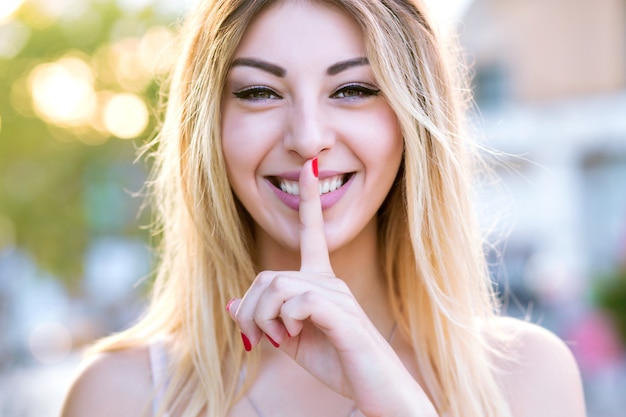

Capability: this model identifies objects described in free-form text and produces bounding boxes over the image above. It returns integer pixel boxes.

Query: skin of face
[221,0,404,264]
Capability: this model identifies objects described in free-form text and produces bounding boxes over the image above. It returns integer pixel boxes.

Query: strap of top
[148,339,170,417]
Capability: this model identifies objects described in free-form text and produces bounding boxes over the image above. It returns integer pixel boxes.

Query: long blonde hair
[91,1,512,416]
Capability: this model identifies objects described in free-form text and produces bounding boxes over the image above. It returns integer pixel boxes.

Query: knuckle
[270,274,290,292]
[301,289,319,305]
[255,270,274,286]
[333,278,349,291]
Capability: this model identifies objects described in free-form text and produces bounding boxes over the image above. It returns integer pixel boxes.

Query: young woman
[61,1,587,416]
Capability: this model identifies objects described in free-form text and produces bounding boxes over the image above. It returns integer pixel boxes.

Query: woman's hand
[226,158,438,417]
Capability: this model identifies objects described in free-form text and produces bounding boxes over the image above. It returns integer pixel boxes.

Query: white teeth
[279,174,347,196]
[279,179,300,195]
[284,180,299,196]
[289,181,299,196]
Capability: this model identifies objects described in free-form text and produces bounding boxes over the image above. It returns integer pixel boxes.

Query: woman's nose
[284,100,335,159]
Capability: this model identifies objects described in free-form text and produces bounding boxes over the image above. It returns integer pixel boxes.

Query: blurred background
[0,0,624,416]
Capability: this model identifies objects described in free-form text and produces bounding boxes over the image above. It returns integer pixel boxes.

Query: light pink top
[148,339,170,417]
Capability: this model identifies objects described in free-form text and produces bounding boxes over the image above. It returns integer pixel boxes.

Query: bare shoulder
[60,345,154,417]
[486,316,587,417]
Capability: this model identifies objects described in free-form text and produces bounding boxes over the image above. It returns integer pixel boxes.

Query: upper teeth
[279,174,347,196]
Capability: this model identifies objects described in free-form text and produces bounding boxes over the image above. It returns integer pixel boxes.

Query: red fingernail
[312,157,318,178]
[265,334,280,348]
[241,332,252,352]
[225,298,236,312]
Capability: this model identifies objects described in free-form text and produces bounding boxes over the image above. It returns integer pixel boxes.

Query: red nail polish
[241,332,252,352]
[225,298,236,312]
[266,334,280,348]
[312,157,318,178]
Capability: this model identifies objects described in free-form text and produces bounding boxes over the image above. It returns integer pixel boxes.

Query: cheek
[352,105,403,167]
[379,110,403,158]
[221,109,282,178]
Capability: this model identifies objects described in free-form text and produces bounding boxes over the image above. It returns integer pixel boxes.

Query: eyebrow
[229,56,370,77]
[230,58,286,77]
[327,57,369,75]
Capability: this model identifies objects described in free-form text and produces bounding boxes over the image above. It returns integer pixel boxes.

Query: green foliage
[0,0,174,289]
[594,268,626,346]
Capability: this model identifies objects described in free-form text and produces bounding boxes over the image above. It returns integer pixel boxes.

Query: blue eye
[332,84,380,99]
[233,86,281,101]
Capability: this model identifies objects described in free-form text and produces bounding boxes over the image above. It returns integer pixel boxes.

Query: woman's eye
[332,84,380,99]
[233,86,281,101]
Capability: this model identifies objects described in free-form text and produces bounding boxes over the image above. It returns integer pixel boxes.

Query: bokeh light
[0,0,24,25]
[110,37,152,92]
[116,0,153,13]
[0,20,30,59]
[28,55,97,127]
[28,0,85,22]
[28,321,73,365]
[102,93,149,139]
[138,26,176,76]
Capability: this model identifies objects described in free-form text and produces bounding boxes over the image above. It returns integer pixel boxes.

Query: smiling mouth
[268,173,354,196]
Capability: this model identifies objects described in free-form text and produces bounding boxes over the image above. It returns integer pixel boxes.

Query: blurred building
[460,0,626,302]
[459,0,626,415]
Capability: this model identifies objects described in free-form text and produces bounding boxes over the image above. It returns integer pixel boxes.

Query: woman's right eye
[233,86,281,101]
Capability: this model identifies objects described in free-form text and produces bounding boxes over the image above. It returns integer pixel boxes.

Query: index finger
[299,158,333,274]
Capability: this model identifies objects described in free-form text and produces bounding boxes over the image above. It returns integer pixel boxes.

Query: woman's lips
[265,171,355,211]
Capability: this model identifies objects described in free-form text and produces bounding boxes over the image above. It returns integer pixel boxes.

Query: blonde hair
[91,1,512,416]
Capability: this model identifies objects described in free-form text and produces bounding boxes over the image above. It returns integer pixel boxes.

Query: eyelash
[331,83,381,99]
[233,86,281,101]
[232,83,381,102]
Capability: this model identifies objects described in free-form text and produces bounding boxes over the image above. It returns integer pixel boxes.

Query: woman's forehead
[232,0,366,65]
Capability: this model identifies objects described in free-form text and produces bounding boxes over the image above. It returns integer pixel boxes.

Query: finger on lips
[227,157,335,351]
[299,158,333,274]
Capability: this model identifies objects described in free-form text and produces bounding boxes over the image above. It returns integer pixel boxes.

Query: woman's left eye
[332,84,381,99]
[233,86,281,101]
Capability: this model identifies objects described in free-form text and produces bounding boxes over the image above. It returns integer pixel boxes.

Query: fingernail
[265,334,280,348]
[241,332,252,352]
[225,298,236,313]
[312,157,318,178]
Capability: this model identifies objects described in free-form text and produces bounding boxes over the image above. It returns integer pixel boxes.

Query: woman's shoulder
[60,344,154,417]
[485,316,587,417]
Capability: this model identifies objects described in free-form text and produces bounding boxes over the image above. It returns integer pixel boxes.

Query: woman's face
[221,0,403,253]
